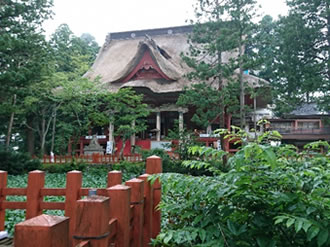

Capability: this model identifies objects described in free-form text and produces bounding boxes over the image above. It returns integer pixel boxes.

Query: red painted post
[26,170,45,219]
[125,178,144,247]
[146,156,162,239]
[107,185,131,247]
[65,171,82,247]
[138,174,153,247]
[73,196,110,247]
[107,171,122,187]
[15,214,69,247]
[0,171,7,231]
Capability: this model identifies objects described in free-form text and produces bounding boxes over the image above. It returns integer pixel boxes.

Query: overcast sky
[43,0,289,45]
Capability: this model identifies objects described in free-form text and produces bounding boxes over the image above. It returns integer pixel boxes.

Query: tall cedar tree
[287,0,330,112]
[179,0,258,135]
[0,0,53,149]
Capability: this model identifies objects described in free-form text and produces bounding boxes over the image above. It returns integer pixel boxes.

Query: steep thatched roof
[85,25,268,94]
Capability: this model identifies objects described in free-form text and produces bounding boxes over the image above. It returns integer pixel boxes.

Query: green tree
[0,0,53,149]
[254,1,329,116]
[50,24,100,74]
[179,0,259,152]
[96,88,150,159]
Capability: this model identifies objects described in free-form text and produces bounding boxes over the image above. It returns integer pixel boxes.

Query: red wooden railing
[0,156,162,247]
[42,153,142,164]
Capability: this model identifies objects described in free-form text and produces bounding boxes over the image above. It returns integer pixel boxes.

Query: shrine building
[75,25,269,155]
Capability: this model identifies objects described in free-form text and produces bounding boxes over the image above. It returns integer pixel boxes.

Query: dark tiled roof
[290,103,329,116]
[106,25,193,40]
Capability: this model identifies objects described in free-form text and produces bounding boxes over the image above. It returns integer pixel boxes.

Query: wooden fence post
[125,178,144,247]
[0,171,7,231]
[107,171,122,187]
[107,185,131,247]
[146,156,162,239]
[73,196,110,247]
[138,174,153,247]
[15,214,69,247]
[65,171,82,247]
[26,170,45,219]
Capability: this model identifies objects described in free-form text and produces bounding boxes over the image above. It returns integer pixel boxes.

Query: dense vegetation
[152,141,330,247]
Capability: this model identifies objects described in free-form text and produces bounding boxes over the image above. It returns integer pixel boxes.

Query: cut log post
[26,170,45,219]
[107,185,131,247]
[14,214,69,247]
[107,171,122,187]
[65,171,82,247]
[146,156,162,239]
[125,178,144,247]
[73,196,110,247]
[0,171,7,231]
[138,174,153,247]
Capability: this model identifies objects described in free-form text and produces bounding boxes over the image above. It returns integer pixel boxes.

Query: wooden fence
[0,156,162,247]
[42,153,143,164]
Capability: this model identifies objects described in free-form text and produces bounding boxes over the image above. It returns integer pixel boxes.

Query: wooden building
[75,25,269,155]
[270,103,330,149]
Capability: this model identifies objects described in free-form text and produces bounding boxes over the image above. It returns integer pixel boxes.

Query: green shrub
[142,148,212,175]
[41,162,87,173]
[0,150,41,175]
[153,142,330,247]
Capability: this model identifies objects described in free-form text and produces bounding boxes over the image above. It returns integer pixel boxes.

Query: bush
[0,150,41,175]
[142,148,212,175]
[41,162,87,173]
[153,143,330,247]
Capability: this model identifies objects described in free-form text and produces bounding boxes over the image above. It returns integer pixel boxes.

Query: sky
[43,0,289,45]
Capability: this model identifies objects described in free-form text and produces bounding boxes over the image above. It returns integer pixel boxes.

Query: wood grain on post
[125,178,144,247]
[107,185,131,247]
[146,156,162,238]
[14,214,69,247]
[0,171,7,231]
[138,174,153,247]
[107,171,122,187]
[26,170,45,219]
[65,171,82,247]
[73,196,110,247]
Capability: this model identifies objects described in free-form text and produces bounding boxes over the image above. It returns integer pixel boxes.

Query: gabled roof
[85,25,268,94]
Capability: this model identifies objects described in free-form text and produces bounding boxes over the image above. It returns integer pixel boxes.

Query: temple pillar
[179,112,184,133]
[156,112,161,141]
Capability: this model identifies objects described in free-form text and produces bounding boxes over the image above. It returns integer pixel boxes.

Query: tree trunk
[50,107,57,152]
[326,2,330,80]
[254,93,257,141]
[119,137,127,160]
[40,108,46,156]
[26,115,35,155]
[239,37,245,129]
[5,94,17,150]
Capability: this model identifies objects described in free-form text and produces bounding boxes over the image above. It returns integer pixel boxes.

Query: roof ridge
[105,25,193,42]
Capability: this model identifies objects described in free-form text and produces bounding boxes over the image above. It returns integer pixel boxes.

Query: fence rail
[41,153,143,164]
[0,156,162,247]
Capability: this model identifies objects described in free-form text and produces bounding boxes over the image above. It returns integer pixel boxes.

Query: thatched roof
[85,25,268,94]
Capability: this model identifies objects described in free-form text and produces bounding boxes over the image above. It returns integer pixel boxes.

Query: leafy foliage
[0,150,41,175]
[153,142,330,246]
